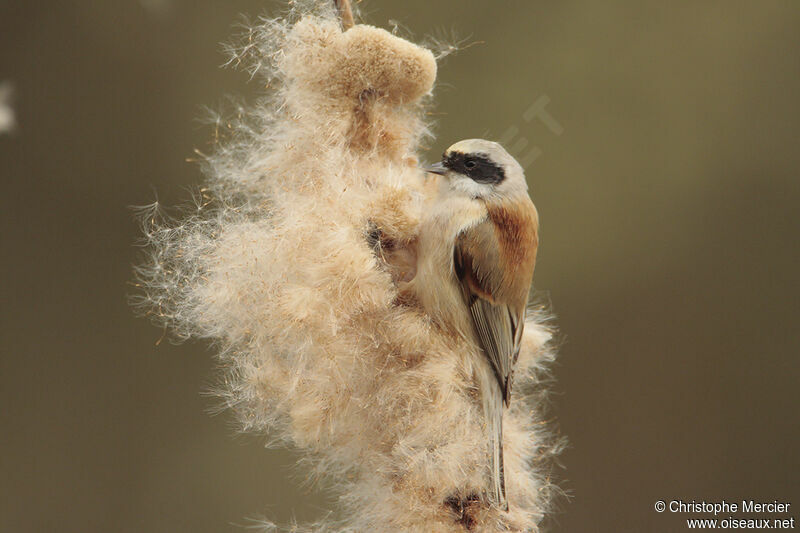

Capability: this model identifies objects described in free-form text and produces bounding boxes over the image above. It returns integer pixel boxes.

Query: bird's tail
[485,378,508,511]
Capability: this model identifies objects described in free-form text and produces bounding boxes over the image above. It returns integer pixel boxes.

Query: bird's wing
[453,215,536,405]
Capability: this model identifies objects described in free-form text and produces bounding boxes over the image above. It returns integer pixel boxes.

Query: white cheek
[447,175,491,198]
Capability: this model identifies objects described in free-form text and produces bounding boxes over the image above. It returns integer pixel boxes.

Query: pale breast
[412,195,487,339]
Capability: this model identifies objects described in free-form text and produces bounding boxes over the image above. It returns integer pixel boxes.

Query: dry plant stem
[334,0,355,30]
[133,4,561,530]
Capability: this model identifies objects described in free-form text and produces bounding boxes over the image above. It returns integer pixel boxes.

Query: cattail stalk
[132,2,561,531]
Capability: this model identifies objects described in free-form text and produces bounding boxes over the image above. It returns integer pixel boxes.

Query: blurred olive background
[2,1,798,532]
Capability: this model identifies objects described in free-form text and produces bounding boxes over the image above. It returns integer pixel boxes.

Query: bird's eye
[464,159,477,169]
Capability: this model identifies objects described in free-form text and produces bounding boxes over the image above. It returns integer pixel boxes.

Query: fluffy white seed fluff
[132,3,562,531]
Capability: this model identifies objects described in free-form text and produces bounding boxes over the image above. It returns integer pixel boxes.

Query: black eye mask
[443,151,506,184]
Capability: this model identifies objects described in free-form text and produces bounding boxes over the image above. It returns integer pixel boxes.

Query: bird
[410,139,539,511]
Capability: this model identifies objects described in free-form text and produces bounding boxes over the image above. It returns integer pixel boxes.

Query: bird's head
[424,139,527,200]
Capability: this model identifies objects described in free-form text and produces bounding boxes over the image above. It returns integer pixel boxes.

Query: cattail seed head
[132,3,562,531]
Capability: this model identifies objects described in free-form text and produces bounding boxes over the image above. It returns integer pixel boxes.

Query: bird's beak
[422,162,447,175]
